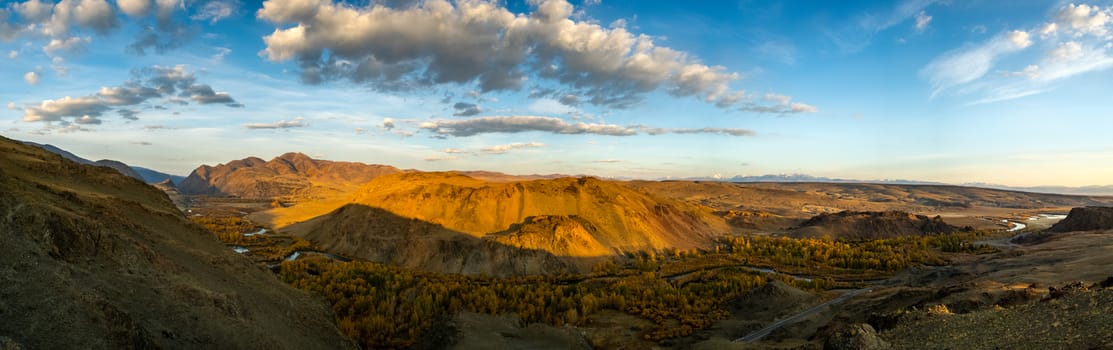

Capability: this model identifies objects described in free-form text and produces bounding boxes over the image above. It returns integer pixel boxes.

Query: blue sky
[2,0,1112,186]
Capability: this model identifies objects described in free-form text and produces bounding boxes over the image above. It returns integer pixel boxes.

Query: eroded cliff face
[282,172,732,276]
[1049,207,1113,232]
[0,136,353,350]
[347,173,729,251]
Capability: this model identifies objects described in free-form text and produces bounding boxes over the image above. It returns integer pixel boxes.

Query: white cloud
[23,96,108,122]
[1049,41,1084,61]
[6,102,17,110]
[23,71,40,85]
[925,3,1113,104]
[442,148,464,153]
[21,65,242,125]
[192,0,236,24]
[382,117,395,130]
[481,142,546,154]
[1039,22,1058,37]
[915,11,932,32]
[7,50,17,59]
[117,0,153,17]
[42,36,91,57]
[738,93,819,114]
[1055,3,1112,38]
[921,30,1034,97]
[1008,30,1033,48]
[244,117,307,129]
[423,155,457,161]
[255,0,807,110]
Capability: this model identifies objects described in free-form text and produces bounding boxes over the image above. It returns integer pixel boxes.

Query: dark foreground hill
[1048,207,1113,232]
[0,136,353,349]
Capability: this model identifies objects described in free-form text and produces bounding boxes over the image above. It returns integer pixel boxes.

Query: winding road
[733,288,872,343]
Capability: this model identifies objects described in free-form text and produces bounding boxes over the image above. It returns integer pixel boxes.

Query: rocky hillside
[0,136,353,349]
[178,152,401,199]
[790,210,959,240]
[279,172,730,275]
[288,204,581,275]
[23,141,145,181]
[1048,206,1113,232]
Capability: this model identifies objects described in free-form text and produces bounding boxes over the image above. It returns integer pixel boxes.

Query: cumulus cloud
[23,96,108,122]
[452,102,481,116]
[1055,3,1112,38]
[256,0,805,110]
[20,64,241,126]
[116,0,152,17]
[915,10,932,32]
[244,116,307,129]
[42,36,91,56]
[7,50,17,59]
[6,102,17,110]
[24,71,39,85]
[481,142,545,154]
[382,117,395,130]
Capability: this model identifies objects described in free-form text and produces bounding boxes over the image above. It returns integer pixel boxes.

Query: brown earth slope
[0,136,353,349]
[178,152,401,200]
[274,172,731,274]
[790,211,959,240]
[1048,206,1113,232]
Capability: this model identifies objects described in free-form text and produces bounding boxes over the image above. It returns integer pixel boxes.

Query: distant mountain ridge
[178,152,403,199]
[21,141,184,185]
[675,173,1113,196]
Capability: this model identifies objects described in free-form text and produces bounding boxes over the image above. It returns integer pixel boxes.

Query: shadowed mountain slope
[178,152,402,199]
[0,136,353,349]
[790,210,959,240]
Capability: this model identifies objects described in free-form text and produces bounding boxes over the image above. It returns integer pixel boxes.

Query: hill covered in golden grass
[270,172,731,275]
[178,152,401,200]
[0,136,353,349]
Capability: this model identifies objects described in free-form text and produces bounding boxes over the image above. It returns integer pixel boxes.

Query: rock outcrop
[1047,207,1113,232]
